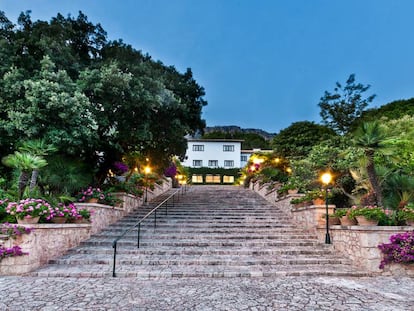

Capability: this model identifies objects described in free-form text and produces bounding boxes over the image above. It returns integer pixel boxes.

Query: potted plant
[349,205,386,226]
[5,198,51,224]
[76,186,105,203]
[75,208,92,223]
[397,204,414,226]
[47,203,78,224]
[290,197,312,208]
[334,208,357,226]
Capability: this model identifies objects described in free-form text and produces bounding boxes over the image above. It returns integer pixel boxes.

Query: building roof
[187,138,244,143]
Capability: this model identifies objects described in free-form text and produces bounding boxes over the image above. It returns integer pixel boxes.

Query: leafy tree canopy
[202,131,271,150]
[271,121,336,158]
[318,74,376,135]
[0,11,207,179]
[358,97,414,124]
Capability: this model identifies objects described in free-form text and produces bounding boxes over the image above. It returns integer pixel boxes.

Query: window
[192,145,204,151]
[223,145,235,152]
[205,174,221,183]
[223,175,234,183]
[192,175,203,183]
[208,160,218,167]
[241,155,248,162]
[224,160,234,167]
[193,160,203,167]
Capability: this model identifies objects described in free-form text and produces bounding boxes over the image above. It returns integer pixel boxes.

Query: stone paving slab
[0,276,413,310]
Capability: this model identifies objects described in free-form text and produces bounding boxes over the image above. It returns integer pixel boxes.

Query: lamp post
[321,172,332,244]
[144,166,151,204]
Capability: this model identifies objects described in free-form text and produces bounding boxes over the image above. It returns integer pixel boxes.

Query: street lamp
[144,165,151,204]
[321,172,333,244]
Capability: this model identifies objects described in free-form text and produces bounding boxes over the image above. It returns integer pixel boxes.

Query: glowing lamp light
[144,166,151,175]
[321,172,332,185]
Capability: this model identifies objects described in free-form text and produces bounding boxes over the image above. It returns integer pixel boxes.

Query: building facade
[181,138,244,184]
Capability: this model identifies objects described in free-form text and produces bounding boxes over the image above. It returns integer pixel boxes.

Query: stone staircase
[30,186,369,278]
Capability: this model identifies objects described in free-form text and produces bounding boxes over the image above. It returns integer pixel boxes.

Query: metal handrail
[111,188,182,277]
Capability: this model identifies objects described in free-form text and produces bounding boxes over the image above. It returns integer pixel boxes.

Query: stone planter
[355,216,379,226]
[340,216,357,226]
[86,198,99,203]
[17,216,40,224]
[51,216,67,224]
[312,198,325,205]
[321,216,340,225]
[288,189,299,194]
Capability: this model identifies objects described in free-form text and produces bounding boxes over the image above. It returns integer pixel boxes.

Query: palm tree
[2,151,48,199]
[18,139,56,191]
[353,121,390,207]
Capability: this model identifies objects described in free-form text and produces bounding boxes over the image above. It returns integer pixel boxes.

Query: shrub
[378,231,414,269]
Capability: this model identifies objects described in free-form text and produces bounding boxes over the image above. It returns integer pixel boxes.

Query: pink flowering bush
[76,186,105,202]
[378,231,414,269]
[5,199,51,220]
[45,203,79,220]
[0,245,27,260]
[1,222,33,238]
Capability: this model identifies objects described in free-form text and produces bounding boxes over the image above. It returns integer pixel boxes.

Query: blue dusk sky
[1,0,414,133]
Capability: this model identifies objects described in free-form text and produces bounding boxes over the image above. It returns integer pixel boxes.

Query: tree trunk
[29,169,39,191]
[366,151,383,206]
[18,170,30,199]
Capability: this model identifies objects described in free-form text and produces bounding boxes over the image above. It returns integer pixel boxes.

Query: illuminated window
[192,175,203,183]
[205,174,221,183]
[223,176,234,183]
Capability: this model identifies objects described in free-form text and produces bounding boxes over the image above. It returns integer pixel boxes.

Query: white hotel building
[181,138,256,184]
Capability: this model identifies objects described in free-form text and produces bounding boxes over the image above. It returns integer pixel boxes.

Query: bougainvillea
[0,245,27,260]
[378,231,414,269]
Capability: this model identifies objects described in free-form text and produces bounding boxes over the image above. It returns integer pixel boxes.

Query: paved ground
[0,275,413,310]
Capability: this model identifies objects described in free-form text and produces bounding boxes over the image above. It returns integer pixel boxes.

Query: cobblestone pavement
[0,276,413,310]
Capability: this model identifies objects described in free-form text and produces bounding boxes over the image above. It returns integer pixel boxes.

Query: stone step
[49,255,349,266]
[68,246,334,257]
[30,185,369,278]
[81,239,323,248]
[30,264,370,278]
[93,233,318,240]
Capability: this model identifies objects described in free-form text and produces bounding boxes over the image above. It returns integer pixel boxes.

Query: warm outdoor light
[286,167,292,174]
[144,166,151,204]
[321,171,333,244]
[321,172,332,185]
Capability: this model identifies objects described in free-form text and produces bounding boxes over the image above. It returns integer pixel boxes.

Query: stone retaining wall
[251,181,414,276]
[0,178,172,275]
[317,225,414,275]
[0,224,91,275]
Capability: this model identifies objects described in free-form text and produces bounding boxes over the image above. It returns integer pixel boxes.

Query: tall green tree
[352,121,389,206]
[319,74,376,135]
[271,121,336,158]
[0,56,98,155]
